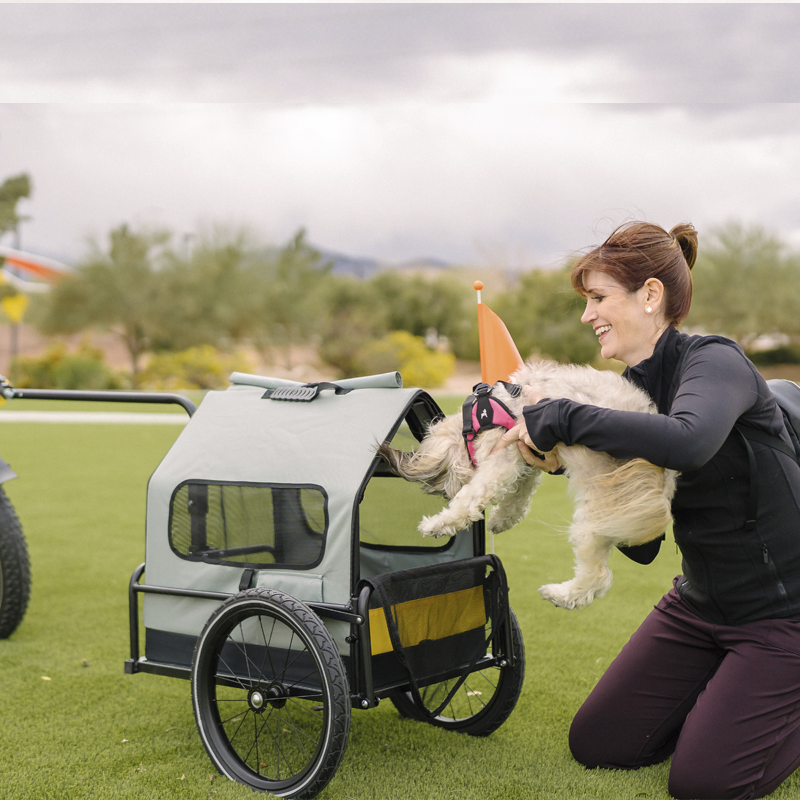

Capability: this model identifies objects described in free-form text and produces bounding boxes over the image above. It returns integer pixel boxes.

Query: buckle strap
[262,381,352,402]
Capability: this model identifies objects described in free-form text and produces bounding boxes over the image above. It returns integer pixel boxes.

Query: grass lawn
[2,396,800,799]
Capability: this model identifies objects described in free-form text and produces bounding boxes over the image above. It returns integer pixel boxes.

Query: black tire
[390,608,525,736]
[191,588,351,798]
[0,486,31,639]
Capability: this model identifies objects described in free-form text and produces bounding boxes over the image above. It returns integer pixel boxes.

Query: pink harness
[462,382,522,467]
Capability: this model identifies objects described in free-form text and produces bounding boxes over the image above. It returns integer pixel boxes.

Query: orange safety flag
[0,246,68,282]
[474,281,524,385]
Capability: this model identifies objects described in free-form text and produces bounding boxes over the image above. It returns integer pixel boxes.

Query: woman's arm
[523,344,762,472]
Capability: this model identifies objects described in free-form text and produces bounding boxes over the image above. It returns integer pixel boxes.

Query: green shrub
[9,342,123,390]
[746,344,800,366]
[140,345,253,390]
[358,330,455,388]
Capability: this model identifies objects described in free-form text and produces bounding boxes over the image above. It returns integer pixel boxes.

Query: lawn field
[2,398,800,800]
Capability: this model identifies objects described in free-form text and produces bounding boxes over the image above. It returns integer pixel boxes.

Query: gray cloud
[1,4,799,103]
[2,6,800,267]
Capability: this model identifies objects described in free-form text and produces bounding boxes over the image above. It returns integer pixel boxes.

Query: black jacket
[523,326,800,624]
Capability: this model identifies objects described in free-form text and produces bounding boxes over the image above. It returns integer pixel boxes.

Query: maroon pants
[569,585,800,799]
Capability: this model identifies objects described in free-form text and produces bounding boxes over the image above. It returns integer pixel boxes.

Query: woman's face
[580,270,665,367]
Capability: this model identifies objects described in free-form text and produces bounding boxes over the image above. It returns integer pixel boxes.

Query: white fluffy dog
[378,361,678,609]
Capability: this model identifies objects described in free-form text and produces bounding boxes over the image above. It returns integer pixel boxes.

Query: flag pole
[473,280,495,554]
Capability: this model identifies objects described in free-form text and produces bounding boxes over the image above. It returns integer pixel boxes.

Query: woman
[496,221,800,799]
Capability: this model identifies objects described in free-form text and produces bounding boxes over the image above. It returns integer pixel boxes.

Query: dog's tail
[375,415,472,499]
[376,442,421,480]
[375,442,452,496]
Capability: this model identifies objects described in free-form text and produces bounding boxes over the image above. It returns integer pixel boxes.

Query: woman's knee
[568,706,600,767]
[568,702,637,768]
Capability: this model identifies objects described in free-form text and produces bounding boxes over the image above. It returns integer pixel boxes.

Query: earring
[646,306,653,314]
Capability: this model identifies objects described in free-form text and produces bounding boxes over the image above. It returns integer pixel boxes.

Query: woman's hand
[491,422,562,473]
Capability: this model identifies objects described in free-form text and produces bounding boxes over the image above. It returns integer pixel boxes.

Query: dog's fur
[378,361,678,609]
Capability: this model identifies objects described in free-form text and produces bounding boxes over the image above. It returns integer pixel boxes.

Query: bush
[746,345,800,366]
[357,331,455,388]
[9,343,123,390]
[139,345,253,390]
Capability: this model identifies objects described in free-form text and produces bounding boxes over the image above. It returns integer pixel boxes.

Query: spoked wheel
[390,608,525,736]
[0,486,31,639]
[192,588,351,798]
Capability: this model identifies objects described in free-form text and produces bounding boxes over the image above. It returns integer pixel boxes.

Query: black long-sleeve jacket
[523,326,800,624]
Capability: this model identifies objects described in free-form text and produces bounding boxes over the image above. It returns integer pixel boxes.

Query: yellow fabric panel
[369,585,486,656]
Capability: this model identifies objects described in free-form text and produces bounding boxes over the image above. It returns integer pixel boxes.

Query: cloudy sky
[1,2,799,270]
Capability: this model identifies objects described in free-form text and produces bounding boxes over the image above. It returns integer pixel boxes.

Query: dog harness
[462,382,522,467]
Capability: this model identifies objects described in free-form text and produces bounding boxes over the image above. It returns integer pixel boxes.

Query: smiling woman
[569,223,697,367]
[519,219,800,800]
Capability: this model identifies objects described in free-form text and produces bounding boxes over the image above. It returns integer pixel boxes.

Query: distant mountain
[318,250,383,279]
[318,249,451,279]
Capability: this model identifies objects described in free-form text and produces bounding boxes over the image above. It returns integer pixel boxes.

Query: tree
[0,173,31,242]
[153,228,260,352]
[36,224,169,384]
[252,229,334,369]
[368,271,475,357]
[317,277,388,377]
[687,222,800,344]
[492,265,598,364]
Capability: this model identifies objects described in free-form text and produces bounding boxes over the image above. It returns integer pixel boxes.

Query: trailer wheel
[390,608,525,736]
[192,588,351,798]
[0,486,31,639]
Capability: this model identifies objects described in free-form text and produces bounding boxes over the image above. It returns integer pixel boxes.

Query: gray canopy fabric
[142,378,424,638]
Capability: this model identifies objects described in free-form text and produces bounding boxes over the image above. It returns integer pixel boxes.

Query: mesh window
[361,408,459,551]
[169,481,327,569]
[360,477,457,550]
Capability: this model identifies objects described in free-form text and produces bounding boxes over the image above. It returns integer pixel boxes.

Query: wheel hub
[249,683,287,712]
[248,690,266,712]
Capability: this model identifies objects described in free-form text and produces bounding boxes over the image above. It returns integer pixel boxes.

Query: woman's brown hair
[570,222,698,326]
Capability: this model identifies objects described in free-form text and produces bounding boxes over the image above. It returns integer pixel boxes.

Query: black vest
[626,328,800,624]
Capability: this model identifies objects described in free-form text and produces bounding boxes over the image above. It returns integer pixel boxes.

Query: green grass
[3,413,800,800]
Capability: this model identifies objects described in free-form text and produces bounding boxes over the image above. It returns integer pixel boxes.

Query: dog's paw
[538,581,598,610]
[487,516,511,535]
[418,516,457,539]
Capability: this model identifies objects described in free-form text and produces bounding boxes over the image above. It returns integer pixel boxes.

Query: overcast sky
[1,2,799,270]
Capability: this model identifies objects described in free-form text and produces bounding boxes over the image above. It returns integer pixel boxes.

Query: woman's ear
[642,278,665,311]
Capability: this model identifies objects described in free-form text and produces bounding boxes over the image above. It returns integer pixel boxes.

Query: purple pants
[569,585,800,799]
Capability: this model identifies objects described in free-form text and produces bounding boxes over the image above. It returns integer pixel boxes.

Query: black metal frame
[123,519,516,714]
[123,562,366,682]
[4,387,197,417]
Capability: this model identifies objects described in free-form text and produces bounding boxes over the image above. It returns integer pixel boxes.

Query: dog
[378,361,678,609]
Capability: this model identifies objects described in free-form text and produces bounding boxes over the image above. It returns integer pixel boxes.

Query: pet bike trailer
[122,371,525,799]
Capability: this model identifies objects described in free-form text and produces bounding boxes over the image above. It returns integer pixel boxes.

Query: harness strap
[736,423,797,462]
[462,382,520,467]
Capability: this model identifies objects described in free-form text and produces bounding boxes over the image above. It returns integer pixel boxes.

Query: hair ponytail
[670,223,698,270]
